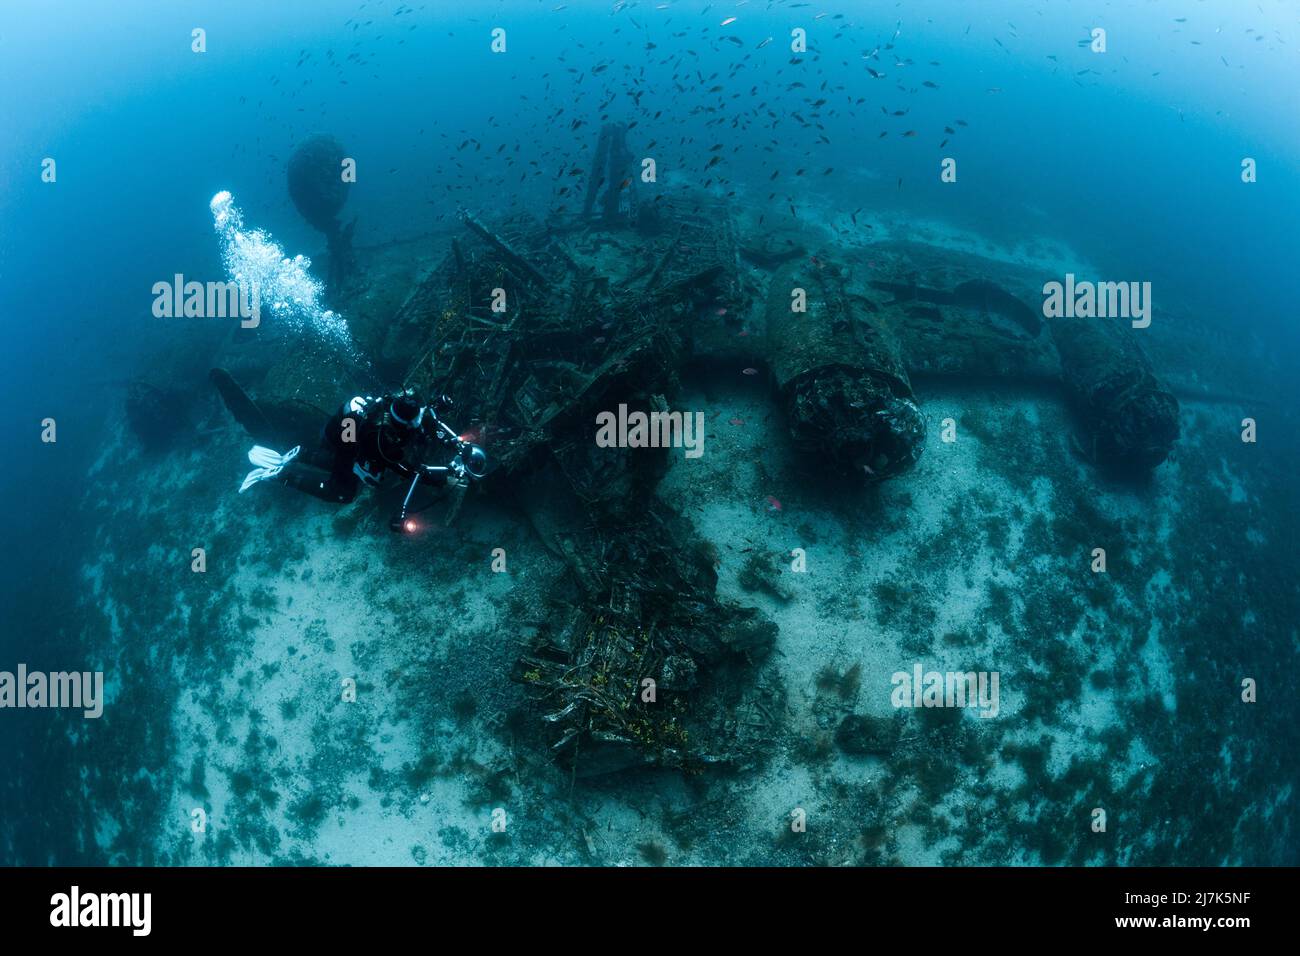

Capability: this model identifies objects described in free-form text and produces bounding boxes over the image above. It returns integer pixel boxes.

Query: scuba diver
[210,369,490,532]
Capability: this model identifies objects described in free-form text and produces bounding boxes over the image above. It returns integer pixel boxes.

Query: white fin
[239,445,300,493]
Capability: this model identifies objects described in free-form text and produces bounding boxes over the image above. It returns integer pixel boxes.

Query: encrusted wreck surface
[188,180,1214,777]
[841,240,1058,384]
[328,201,781,775]
[1050,314,1180,471]
[765,255,925,480]
[512,502,777,776]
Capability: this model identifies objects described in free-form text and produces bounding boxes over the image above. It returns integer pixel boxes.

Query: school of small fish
[227,1,1261,228]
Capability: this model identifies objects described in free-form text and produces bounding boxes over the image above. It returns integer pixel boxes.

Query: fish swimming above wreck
[155,122,1201,777]
[9,1,1296,879]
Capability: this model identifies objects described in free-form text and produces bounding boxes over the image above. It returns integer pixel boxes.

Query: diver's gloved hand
[239,445,301,493]
[448,456,471,488]
[433,393,454,413]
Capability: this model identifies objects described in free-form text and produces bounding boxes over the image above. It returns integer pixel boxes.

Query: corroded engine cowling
[1049,318,1180,472]
[765,259,925,480]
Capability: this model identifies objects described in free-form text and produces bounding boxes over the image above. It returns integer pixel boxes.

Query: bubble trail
[209,190,356,355]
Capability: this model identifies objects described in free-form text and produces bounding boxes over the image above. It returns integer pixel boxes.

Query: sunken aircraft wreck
[137,126,1192,776]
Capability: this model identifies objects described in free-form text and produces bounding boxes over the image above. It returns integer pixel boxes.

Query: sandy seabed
[57,213,1295,867]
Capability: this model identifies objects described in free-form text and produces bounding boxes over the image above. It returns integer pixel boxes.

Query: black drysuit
[283,396,430,503]
[210,369,451,504]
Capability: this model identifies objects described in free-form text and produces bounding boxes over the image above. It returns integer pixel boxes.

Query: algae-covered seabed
[51,221,1300,867]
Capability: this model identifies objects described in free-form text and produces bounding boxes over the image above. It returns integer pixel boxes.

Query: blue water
[1,0,1297,865]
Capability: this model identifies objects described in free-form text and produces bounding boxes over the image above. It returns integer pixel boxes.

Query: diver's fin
[210,368,278,443]
[239,445,300,493]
